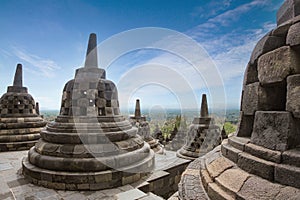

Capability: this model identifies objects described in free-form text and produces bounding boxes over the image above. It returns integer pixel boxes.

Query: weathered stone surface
[221,140,242,163]
[245,143,282,163]
[228,136,250,151]
[277,0,300,25]
[287,22,300,47]
[207,183,234,200]
[207,157,234,179]
[241,82,283,115]
[258,46,300,84]
[200,169,212,191]
[241,82,261,115]
[236,112,254,137]
[215,168,250,194]
[275,186,300,200]
[237,176,283,200]
[237,152,275,181]
[272,20,292,37]
[251,111,298,151]
[287,75,300,118]
[282,148,300,167]
[250,34,285,65]
[275,164,300,188]
[243,63,258,85]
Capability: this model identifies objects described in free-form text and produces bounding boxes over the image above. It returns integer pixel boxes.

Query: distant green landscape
[40,108,239,136]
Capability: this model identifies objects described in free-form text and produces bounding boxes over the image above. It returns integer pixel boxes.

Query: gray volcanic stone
[251,111,298,151]
[277,0,300,25]
[236,112,254,137]
[242,82,264,115]
[237,176,283,200]
[243,63,258,85]
[275,164,300,188]
[241,82,285,115]
[258,46,300,85]
[272,20,292,37]
[287,75,300,118]
[250,34,285,65]
[287,22,300,47]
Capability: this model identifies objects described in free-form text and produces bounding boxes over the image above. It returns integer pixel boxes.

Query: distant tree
[224,122,236,134]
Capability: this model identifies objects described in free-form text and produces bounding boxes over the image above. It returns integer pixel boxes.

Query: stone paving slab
[0,150,185,200]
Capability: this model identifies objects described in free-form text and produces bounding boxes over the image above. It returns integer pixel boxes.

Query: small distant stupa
[22,33,155,190]
[130,99,162,152]
[0,64,46,151]
[177,94,222,160]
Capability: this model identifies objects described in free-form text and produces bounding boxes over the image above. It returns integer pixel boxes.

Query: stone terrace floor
[0,150,185,200]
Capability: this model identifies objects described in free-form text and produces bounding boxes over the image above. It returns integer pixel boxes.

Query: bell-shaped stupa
[0,64,46,151]
[22,33,155,190]
[179,1,300,199]
[129,99,162,152]
[177,94,222,160]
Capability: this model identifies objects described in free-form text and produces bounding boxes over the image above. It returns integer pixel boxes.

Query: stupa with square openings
[177,94,222,160]
[0,64,46,151]
[22,33,155,190]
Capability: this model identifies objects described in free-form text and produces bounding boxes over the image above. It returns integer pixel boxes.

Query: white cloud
[114,0,277,110]
[13,47,60,78]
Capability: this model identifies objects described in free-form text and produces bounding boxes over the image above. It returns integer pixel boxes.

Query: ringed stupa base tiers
[0,117,45,151]
[178,142,300,200]
[177,94,222,160]
[22,116,155,190]
[0,64,46,152]
[22,33,155,190]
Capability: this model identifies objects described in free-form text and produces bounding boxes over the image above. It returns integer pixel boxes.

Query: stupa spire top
[135,99,141,118]
[13,63,23,87]
[84,33,98,68]
[200,94,209,117]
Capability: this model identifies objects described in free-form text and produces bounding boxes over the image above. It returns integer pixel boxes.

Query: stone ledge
[215,168,250,196]
[282,148,300,167]
[244,143,282,163]
[207,182,234,200]
[275,164,300,189]
[221,140,242,163]
[207,157,234,179]
[237,152,275,181]
[228,136,250,151]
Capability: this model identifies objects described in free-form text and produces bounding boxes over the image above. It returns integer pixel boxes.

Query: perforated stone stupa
[177,94,221,160]
[0,64,46,151]
[22,33,155,190]
[129,99,162,152]
[179,1,300,199]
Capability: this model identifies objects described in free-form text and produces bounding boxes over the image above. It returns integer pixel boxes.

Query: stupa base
[22,150,155,191]
[145,137,162,153]
[176,148,206,160]
[178,138,300,200]
[0,139,39,152]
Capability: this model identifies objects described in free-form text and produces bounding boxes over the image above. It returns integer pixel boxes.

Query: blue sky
[0,0,284,112]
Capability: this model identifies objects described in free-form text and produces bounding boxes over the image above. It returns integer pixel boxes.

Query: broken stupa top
[0,64,39,117]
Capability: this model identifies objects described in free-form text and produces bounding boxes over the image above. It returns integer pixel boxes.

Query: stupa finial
[13,63,23,87]
[84,33,98,68]
[200,94,209,117]
[135,99,141,118]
